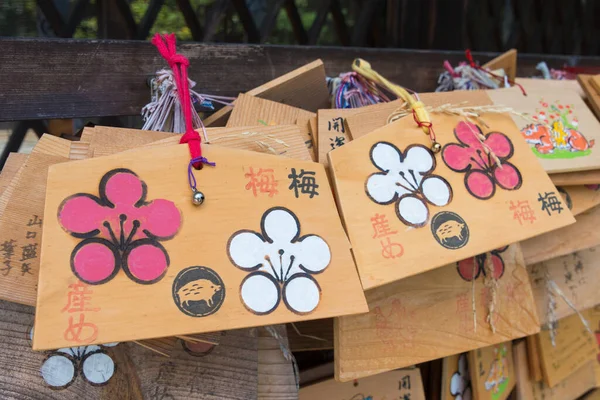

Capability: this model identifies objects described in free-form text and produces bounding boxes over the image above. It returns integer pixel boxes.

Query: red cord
[465,49,527,96]
[412,109,437,143]
[152,33,204,169]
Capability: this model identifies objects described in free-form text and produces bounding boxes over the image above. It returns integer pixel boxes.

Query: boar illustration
[435,220,465,243]
[177,279,222,308]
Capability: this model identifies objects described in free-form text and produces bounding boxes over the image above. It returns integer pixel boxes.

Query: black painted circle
[430,211,469,250]
[172,266,225,317]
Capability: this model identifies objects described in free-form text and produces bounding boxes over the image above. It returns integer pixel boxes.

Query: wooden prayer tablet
[528,246,600,325]
[578,74,600,120]
[482,49,517,82]
[226,93,317,160]
[317,108,361,167]
[487,78,600,174]
[335,244,539,381]
[513,340,597,400]
[300,368,424,400]
[34,143,367,350]
[467,342,516,400]
[536,311,597,388]
[550,168,600,186]
[329,110,575,290]
[582,306,600,384]
[521,204,600,265]
[556,185,600,216]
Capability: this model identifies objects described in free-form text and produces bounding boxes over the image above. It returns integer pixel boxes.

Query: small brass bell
[431,141,442,154]
[192,189,205,206]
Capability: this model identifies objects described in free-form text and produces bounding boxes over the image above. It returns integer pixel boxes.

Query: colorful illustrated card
[329,110,575,290]
[487,78,600,174]
[300,368,424,400]
[468,342,515,400]
[34,144,367,350]
[335,244,539,381]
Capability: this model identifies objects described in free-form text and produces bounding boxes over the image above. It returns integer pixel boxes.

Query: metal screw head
[192,190,205,206]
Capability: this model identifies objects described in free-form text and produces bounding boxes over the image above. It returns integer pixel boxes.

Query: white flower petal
[404,145,434,173]
[284,274,320,314]
[397,195,429,226]
[262,208,300,243]
[366,173,400,204]
[101,342,119,347]
[421,175,451,206]
[450,372,465,396]
[371,142,403,171]
[228,231,266,270]
[295,235,331,273]
[41,354,75,388]
[240,272,280,314]
[82,345,101,356]
[82,351,115,385]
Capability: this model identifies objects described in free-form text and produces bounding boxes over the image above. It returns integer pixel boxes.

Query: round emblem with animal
[172,266,225,317]
[431,211,469,250]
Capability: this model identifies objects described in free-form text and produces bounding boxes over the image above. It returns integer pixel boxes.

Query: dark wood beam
[307,0,332,45]
[136,0,165,40]
[36,0,67,37]
[1,37,600,121]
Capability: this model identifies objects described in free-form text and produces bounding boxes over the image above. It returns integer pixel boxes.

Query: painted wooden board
[583,390,600,400]
[582,305,600,386]
[226,93,317,160]
[317,108,361,167]
[0,298,260,399]
[330,108,575,290]
[557,185,600,216]
[126,125,313,161]
[591,75,600,95]
[482,49,517,82]
[203,59,329,127]
[487,78,600,174]
[257,325,297,400]
[441,353,472,400]
[536,311,597,387]
[468,342,515,400]
[85,126,174,157]
[0,153,28,196]
[34,143,367,350]
[287,319,334,352]
[513,339,597,400]
[0,135,74,306]
[521,204,600,265]
[528,247,600,325]
[525,335,543,383]
[345,91,494,140]
[300,368,424,400]
[550,169,600,186]
[309,117,318,156]
[335,244,539,381]
[578,74,600,121]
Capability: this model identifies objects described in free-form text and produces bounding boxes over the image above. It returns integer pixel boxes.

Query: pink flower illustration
[58,169,181,285]
[442,121,522,200]
[456,246,508,282]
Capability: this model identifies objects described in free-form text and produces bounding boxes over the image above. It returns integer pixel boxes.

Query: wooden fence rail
[2,37,600,122]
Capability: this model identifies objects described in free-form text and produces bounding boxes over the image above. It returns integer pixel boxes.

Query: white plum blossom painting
[366,142,453,227]
[227,207,331,315]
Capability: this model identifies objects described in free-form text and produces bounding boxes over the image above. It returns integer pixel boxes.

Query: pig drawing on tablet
[177,279,222,307]
[435,220,465,243]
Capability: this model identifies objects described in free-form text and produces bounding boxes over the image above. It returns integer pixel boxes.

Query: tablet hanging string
[151,33,215,205]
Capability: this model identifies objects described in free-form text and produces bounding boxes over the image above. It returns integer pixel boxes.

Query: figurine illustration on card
[521,99,594,158]
[58,169,182,285]
[456,247,508,282]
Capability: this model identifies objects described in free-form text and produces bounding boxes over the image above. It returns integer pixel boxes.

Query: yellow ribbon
[352,58,440,152]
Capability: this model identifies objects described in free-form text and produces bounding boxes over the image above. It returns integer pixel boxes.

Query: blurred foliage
[0,0,350,45]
